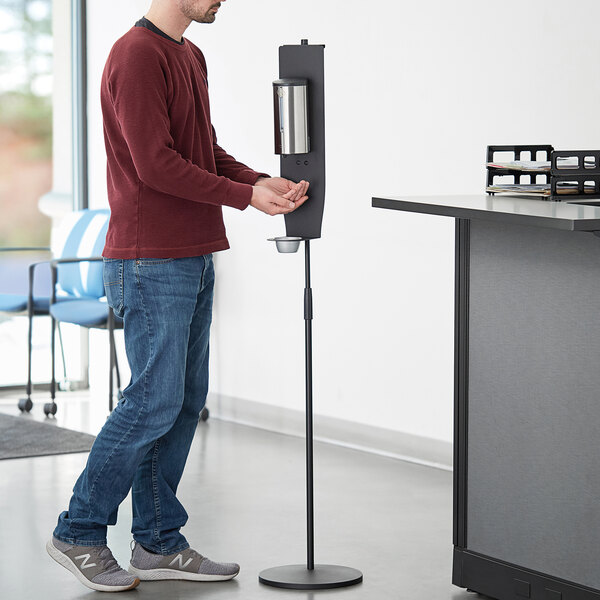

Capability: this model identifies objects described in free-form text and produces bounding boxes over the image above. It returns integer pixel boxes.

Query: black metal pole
[258,236,362,590]
[304,239,314,570]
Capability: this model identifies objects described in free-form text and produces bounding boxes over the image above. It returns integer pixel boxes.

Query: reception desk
[372,195,600,600]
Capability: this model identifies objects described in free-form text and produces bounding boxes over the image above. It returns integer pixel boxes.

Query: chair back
[52,209,110,299]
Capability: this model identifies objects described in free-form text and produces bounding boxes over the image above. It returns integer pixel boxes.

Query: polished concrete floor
[0,392,476,600]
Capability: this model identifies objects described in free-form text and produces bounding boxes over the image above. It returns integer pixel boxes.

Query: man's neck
[144,6,191,43]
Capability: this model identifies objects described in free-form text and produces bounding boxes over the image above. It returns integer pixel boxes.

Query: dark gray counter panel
[466,220,600,590]
[372,193,600,599]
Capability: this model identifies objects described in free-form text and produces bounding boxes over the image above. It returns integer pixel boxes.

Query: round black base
[259,564,363,590]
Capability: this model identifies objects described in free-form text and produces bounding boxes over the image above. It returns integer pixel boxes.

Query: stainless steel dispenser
[273,78,309,155]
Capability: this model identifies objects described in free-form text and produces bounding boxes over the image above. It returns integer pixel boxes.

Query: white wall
[87,0,600,443]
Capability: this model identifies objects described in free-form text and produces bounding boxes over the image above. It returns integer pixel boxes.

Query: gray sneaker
[46,537,140,592]
[128,541,240,581]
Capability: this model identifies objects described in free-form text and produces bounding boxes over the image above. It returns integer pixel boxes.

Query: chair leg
[50,317,56,402]
[18,308,34,413]
[57,322,69,389]
[26,310,33,398]
[43,317,58,417]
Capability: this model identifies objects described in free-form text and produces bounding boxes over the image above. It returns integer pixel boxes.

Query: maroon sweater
[101,26,267,258]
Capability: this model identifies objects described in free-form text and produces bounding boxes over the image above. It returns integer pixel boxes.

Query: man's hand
[256,177,309,202]
[251,177,309,216]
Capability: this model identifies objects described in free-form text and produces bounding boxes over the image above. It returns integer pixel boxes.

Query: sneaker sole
[46,539,140,592]
[128,564,239,582]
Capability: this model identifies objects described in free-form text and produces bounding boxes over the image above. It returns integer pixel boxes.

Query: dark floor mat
[0,412,95,460]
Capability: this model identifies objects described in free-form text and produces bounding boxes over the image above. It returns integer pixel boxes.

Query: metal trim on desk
[453,218,469,549]
[372,196,600,232]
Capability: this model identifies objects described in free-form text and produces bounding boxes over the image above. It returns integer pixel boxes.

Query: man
[46,0,308,592]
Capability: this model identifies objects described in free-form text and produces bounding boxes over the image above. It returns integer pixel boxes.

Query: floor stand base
[259,564,363,590]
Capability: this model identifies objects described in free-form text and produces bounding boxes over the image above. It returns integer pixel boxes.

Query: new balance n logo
[74,553,97,570]
[169,554,193,570]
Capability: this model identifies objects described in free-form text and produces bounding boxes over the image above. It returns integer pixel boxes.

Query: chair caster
[43,402,57,416]
[18,397,33,412]
[199,407,209,422]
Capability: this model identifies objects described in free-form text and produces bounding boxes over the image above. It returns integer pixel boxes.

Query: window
[0,0,53,247]
[0,0,82,390]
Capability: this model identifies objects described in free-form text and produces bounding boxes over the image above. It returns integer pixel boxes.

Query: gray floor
[0,392,475,600]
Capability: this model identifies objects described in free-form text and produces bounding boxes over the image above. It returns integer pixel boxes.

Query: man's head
[176,0,223,24]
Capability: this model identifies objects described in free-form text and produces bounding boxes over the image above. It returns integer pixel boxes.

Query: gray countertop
[371,194,600,231]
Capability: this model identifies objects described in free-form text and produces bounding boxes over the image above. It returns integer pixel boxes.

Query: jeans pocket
[103,259,124,318]
[136,258,175,265]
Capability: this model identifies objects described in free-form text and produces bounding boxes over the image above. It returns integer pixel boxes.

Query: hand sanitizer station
[259,41,363,591]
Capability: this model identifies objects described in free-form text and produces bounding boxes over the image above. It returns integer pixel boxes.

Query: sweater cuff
[233,169,270,186]
[252,172,271,183]
[225,180,253,210]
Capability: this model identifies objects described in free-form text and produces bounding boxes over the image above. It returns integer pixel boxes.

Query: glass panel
[0,0,53,388]
[0,0,53,247]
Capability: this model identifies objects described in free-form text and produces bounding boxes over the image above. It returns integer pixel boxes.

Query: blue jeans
[53,255,214,554]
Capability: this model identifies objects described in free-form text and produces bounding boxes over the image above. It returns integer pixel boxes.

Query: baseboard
[453,547,600,600]
[207,393,452,471]
[0,380,88,398]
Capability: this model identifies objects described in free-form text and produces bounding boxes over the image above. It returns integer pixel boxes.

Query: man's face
[177,0,223,24]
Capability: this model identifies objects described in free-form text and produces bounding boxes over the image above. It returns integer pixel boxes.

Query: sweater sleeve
[105,41,252,210]
[211,126,270,185]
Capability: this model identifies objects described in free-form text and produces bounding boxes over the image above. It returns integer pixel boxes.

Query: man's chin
[195,15,216,24]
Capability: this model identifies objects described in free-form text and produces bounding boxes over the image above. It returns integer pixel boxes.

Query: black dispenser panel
[278,42,325,239]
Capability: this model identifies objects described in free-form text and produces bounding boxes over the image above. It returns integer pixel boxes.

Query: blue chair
[0,209,122,415]
[44,208,123,416]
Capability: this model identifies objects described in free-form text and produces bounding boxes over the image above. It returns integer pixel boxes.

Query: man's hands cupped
[250,177,309,216]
